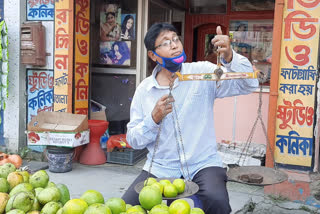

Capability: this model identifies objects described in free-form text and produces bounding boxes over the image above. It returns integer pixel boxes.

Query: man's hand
[152,95,175,124]
[211,26,233,63]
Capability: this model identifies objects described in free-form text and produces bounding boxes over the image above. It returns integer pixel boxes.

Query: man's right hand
[152,94,175,124]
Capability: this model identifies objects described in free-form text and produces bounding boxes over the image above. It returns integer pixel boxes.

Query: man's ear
[147,50,157,62]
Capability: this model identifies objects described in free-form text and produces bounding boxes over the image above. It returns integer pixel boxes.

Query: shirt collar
[146,64,181,91]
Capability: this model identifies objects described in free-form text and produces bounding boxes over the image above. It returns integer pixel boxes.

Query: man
[122,23,258,214]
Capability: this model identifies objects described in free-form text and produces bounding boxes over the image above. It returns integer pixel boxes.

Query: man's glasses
[154,36,180,50]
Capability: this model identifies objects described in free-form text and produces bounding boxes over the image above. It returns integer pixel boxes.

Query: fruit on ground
[126,205,147,214]
[55,208,63,214]
[6,209,25,214]
[149,204,169,214]
[172,179,185,194]
[126,204,132,210]
[41,201,62,214]
[163,184,178,198]
[168,199,191,214]
[0,164,15,179]
[80,189,104,206]
[6,191,34,213]
[27,211,41,214]
[7,172,24,190]
[9,183,34,197]
[0,178,9,193]
[139,186,162,210]
[29,170,49,188]
[56,183,70,205]
[62,199,88,214]
[105,197,126,214]
[37,186,61,205]
[0,192,9,214]
[84,203,112,214]
[17,171,30,183]
[30,196,41,211]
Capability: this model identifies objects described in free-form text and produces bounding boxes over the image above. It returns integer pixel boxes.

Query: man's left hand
[211,26,233,63]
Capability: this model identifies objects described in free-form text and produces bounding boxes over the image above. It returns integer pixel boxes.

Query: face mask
[152,50,186,73]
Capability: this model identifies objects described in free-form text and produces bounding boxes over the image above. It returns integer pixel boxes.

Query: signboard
[74,0,90,115]
[27,0,54,21]
[54,0,74,112]
[27,69,54,123]
[275,0,320,169]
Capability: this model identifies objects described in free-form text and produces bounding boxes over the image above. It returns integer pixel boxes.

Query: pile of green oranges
[138,177,204,214]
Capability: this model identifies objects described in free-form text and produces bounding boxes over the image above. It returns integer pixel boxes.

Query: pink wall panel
[214,96,235,143]
[214,92,269,145]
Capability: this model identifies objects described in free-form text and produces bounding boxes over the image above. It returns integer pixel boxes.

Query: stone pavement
[23,159,320,214]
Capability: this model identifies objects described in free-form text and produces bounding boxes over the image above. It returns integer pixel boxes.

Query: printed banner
[275,0,320,168]
[27,0,54,21]
[54,0,74,113]
[74,0,90,115]
[27,69,54,123]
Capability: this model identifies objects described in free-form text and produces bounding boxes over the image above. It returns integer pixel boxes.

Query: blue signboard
[27,69,54,123]
[27,0,54,21]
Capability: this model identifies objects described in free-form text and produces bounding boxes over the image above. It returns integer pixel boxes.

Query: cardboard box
[90,100,107,121]
[27,111,90,147]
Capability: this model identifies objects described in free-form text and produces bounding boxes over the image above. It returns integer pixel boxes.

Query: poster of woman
[100,4,121,41]
[100,41,131,66]
[121,14,136,40]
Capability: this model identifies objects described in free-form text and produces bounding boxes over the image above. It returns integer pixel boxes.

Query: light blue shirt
[126,51,259,180]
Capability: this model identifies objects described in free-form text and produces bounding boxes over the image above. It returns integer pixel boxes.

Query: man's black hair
[144,23,178,51]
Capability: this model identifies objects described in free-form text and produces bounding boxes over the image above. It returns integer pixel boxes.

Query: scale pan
[135,178,199,200]
[227,166,288,186]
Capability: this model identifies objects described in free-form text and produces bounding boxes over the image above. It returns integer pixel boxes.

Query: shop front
[22,0,320,204]
[27,1,275,163]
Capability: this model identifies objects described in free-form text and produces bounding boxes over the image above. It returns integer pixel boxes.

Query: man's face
[148,30,183,63]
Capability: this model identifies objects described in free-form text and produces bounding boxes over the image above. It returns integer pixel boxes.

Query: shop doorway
[194,23,226,64]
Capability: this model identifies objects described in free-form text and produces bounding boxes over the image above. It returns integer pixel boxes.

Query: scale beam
[176,70,260,81]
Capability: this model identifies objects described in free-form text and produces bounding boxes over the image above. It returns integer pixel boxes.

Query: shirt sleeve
[126,87,160,150]
[215,50,259,98]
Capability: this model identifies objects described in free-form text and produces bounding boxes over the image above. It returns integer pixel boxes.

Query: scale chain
[169,75,192,181]
[146,73,192,185]
[237,84,277,169]
[171,97,192,181]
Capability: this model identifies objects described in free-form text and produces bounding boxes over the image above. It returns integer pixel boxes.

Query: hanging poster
[27,0,54,21]
[100,4,121,41]
[121,14,136,40]
[54,0,74,112]
[100,41,131,66]
[274,0,320,169]
[27,69,54,123]
[74,0,90,115]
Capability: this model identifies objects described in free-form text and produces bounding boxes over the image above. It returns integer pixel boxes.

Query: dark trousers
[121,166,231,214]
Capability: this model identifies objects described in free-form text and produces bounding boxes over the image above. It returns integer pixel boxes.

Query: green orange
[144,177,157,186]
[163,184,178,198]
[105,197,126,214]
[172,179,185,194]
[190,207,205,214]
[80,190,104,206]
[168,199,191,214]
[139,186,162,210]
[159,179,171,186]
[63,198,88,214]
[151,182,164,194]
